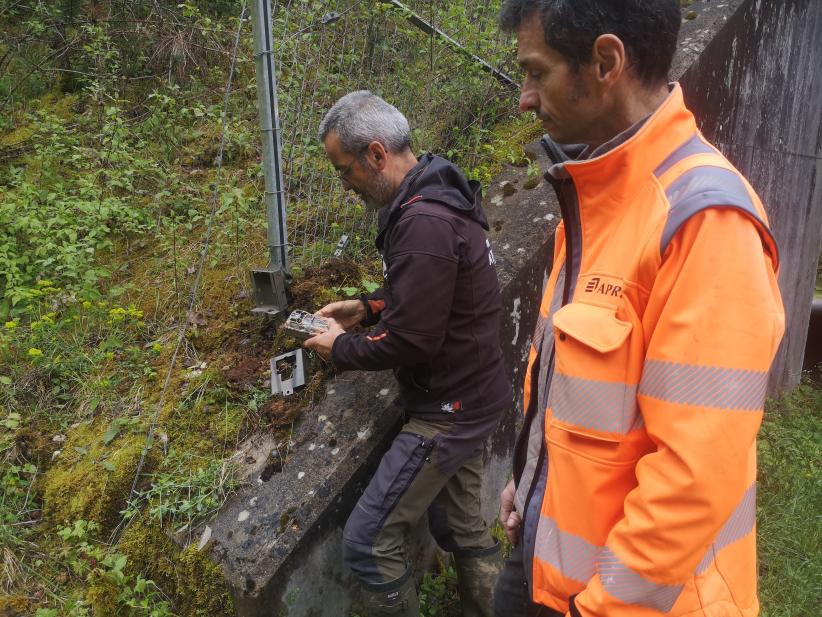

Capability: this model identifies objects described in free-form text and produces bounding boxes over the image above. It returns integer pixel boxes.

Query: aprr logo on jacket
[583,276,623,298]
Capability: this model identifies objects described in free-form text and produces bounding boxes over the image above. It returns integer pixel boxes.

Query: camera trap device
[269,312,328,397]
[250,268,290,317]
[283,310,328,341]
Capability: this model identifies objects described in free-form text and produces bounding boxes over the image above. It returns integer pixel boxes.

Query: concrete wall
[678,0,822,392]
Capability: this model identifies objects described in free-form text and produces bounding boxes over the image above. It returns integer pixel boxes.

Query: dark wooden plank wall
[680,0,822,393]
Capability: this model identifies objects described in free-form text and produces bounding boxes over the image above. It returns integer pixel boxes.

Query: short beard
[361,163,395,211]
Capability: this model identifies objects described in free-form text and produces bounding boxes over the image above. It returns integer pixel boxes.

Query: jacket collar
[546,84,698,204]
[375,155,433,249]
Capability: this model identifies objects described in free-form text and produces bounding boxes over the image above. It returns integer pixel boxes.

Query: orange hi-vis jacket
[513,84,785,617]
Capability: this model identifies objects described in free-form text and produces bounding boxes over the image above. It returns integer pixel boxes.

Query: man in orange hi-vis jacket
[493,2,785,617]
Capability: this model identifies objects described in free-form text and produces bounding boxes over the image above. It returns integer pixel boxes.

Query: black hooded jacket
[331,154,512,423]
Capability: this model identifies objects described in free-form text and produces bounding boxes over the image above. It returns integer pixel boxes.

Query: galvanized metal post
[252,0,288,270]
[250,0,290,315]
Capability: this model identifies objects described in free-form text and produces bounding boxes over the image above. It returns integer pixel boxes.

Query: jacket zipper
[518,140,582,593]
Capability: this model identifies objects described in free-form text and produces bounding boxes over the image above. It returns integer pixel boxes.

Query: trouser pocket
[374,432,437,528]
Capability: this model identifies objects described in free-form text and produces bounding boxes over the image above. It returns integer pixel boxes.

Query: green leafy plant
[122,457,240,533]
[0,109,156,316]
[0,285,152,423]
[0,458,37,553]
[334,278,381,297]
[418,557,460,617]
[43,520,178,617]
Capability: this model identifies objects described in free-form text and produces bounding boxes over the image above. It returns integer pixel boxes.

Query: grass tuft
[758,382,822,617]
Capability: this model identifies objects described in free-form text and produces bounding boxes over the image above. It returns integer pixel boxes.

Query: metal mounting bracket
[271,349,305,396]
[333,234,350,258]
[250,267,290,316]
[320,11,341,25]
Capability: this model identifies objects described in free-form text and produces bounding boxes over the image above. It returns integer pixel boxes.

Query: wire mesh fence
[269,0,518,268]
[0,0,519,290]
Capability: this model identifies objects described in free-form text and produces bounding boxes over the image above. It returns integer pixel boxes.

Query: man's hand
[499,478,522,546]
[304,317,345,360]
[316,300,366,331]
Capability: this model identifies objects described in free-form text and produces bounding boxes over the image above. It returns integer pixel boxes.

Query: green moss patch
[0,595,33,616]
[85,579,119,617]
[118,520,234,616]
[42,422,160,535]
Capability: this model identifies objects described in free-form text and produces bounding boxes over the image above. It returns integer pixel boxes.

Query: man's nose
[519,88,538,114]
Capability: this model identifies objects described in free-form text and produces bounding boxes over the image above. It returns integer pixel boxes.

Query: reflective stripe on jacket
[514,84,785,617]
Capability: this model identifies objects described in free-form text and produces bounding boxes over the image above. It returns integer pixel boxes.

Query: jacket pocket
[543,301,650,543]
[547,422,645,466]
[549,301,643,445]
[552,301,632,353]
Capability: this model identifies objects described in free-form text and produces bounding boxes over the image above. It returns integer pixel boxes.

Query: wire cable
[112,0,248,544]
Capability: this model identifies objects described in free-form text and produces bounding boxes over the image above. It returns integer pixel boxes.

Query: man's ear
[365,141,388,171]
[591,34,626,86]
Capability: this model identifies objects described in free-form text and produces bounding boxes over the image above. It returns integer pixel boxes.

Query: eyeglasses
[334,146,368,182]
[337,158,357,181]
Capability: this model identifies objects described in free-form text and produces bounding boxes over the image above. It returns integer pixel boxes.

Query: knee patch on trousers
[342,529,382,585]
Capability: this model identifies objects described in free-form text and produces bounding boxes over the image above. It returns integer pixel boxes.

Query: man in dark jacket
[305,91,511,617]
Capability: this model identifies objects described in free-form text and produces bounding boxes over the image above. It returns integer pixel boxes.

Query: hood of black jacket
[375,154,489,250]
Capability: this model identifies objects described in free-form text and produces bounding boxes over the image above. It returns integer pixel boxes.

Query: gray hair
[318,90,411,154]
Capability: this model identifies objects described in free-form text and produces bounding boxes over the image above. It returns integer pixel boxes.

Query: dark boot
[359,570,420,616]
[454,542,503,617]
